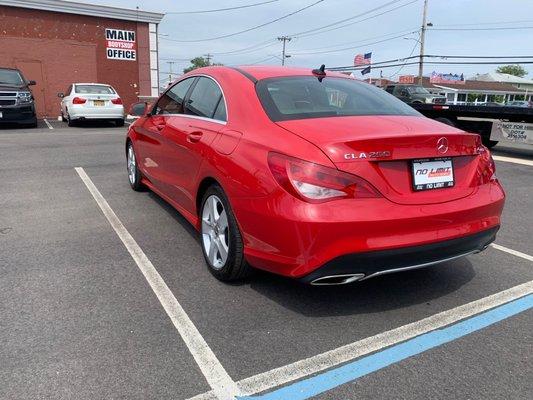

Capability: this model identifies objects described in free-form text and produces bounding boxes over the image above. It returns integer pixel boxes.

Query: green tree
[183,56,222,74]
[496,65,527,77]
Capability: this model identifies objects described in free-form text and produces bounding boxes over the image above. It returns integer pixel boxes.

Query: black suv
[384,84,446,105]
[0,67,38,127]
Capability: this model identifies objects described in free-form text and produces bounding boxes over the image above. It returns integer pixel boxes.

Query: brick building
[0,0,164,118]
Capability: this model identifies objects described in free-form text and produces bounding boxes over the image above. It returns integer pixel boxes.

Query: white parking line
[43,119,54,129]
[493,155,533,166]
[491,243,533,262]
[75,167,240,400]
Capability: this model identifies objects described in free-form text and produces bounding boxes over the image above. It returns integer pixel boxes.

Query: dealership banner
[105,28,136,61]
[429,71,465,85]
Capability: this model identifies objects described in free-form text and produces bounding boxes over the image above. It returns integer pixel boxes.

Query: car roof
[192,65,353,81]
[73,83,113,86]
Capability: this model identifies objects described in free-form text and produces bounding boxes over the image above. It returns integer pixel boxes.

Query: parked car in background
[505,100,532,108]
[384,84,446,105]
[59,83,125,126]
[0,67,37,128]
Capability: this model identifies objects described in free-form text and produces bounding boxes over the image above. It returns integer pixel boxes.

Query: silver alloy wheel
[127,145,136,184]
[201,195,229,269]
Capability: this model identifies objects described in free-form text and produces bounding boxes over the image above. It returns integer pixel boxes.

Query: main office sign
[105,28,136,61]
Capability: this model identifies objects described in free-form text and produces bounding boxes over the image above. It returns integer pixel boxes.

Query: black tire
[434,117,455,127]
[200,184,251,282]
[67,114,76,127]
[481,136,499,149]
[126,141,144,191]
[115,119,125,127]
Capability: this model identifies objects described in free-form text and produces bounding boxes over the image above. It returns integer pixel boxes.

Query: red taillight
[474,146,497,185]
[72,97,86,104]
[111,97,123,105]
[268,152,381,203]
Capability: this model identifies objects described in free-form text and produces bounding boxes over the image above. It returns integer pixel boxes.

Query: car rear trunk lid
[276,115,482,205]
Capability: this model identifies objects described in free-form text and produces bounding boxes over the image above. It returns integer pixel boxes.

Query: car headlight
[17,92,33,104]
[425,97,433,104]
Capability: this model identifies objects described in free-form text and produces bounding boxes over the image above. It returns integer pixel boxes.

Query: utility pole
[418,0,429,84]
[166,61,176,83]
[277,36,291,66]
[204,53,213,65]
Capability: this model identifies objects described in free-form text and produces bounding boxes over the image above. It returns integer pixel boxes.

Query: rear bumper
[69,105,124,120]
[232,180,505,279]
[299,226,498,284]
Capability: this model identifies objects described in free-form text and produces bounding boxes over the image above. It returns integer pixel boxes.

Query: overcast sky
[83,0,532,81]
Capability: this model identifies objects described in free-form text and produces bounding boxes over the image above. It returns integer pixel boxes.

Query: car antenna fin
[312,64,326,82]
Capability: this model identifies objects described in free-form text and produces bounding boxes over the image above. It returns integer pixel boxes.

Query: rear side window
[256,76,419,121]
[155,77,195,115]
[75,85,115,94]
[186,77,225,121]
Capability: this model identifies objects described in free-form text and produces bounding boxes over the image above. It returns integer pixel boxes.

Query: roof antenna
[312,64,326,81]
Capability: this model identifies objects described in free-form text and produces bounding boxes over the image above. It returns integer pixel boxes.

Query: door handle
[187,131,203,143]
[155,123,166,131]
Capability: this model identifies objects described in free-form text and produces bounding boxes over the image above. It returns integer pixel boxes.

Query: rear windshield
[0,69,24,86]
[256,76,419,121]
[75,85,115,94]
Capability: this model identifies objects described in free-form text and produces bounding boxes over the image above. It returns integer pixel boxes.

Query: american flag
[354,52,372,66]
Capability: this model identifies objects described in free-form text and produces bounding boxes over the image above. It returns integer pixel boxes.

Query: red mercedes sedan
[126,66,505,285]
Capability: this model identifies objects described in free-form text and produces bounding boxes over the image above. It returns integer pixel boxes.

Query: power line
[165,0,279,14]
[329,60,533,71]
[292,0,419,39]
[291,32,416,55]
[387,35,420,78]
[429,26,533,31]
[162,0,325,43]
[433,19,533,27]
[290,0,403,37]
[290,28,418,54]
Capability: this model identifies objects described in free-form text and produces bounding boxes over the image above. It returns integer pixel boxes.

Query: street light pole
[418,0,429,84]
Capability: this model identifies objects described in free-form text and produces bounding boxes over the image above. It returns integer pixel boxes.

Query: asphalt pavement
[0,123,531,400]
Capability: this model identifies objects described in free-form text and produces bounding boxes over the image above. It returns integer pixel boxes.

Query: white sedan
[59,83,125,126]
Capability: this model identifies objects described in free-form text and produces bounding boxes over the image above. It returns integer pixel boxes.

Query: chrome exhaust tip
[310,273,365,286]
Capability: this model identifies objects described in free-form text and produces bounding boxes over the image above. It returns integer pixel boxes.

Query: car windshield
[0,69,24,86]
[256,76,419,121]
[75,84,115,94]
[407,86,430,94]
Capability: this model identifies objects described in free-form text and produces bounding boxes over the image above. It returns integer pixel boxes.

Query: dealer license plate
[412,158,454,191]
[93,100,105,106]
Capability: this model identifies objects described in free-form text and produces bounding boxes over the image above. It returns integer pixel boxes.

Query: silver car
[59,83,125,126]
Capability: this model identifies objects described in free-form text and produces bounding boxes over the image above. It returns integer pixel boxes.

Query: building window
[457,93,467,102]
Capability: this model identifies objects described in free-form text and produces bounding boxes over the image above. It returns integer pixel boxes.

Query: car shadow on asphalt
[143,185,476,317]
[147,191,201,242]
[247,261,475,316]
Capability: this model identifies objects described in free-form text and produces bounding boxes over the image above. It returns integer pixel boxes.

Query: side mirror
[57,92,65,98]
[130,101,148,117]
[28,80,36,86]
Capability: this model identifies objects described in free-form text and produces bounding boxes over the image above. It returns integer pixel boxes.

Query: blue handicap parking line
[240,294,533,400]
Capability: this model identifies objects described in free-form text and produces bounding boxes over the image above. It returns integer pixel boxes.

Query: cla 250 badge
[344,151,391,160]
